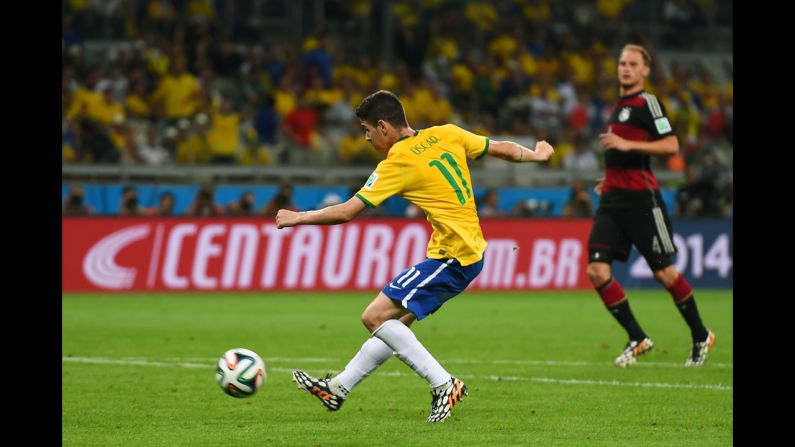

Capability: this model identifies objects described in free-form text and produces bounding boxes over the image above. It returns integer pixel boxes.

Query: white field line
[118,356,733,369]
[62,357,732,392]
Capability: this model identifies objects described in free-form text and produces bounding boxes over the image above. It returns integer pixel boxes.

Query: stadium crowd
[62,0,732,218]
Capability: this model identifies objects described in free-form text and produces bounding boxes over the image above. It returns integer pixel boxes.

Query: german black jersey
[600,91,674,209]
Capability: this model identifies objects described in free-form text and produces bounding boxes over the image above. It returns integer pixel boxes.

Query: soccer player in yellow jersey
[277,90,553,422]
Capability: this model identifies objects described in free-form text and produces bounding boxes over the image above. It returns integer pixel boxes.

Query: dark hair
[355,90,408,128]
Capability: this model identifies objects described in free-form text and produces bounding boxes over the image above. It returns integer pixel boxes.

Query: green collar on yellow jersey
[396,129,420,143]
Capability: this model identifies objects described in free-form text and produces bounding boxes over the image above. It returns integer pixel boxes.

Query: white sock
[372,319,451,388]
[331,337,394,395]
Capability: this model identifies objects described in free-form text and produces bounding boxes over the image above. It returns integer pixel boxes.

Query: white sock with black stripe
[372,319,451,388]
[332,337,394,396]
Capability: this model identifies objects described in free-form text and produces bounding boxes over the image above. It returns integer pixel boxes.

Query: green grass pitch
[63,290,732,446]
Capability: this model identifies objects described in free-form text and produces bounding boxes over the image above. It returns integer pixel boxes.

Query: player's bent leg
[361,292,412,333]
[651,264,680,288]
[294,296,409,412]
[331,336,395,398]
[372,319,450,387]
[587,262,612,287]
[589,261,652,367]
[299,294,412,405]
[372,319,466,421]
[399,312,417,327]
[369,257,480,421]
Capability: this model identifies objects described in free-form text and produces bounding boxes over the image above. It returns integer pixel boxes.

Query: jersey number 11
[429,153,471,205]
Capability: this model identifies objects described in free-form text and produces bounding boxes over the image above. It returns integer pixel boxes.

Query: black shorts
[588,205,677,271]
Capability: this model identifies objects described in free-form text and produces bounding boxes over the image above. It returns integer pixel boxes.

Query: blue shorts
[381,256,484,320]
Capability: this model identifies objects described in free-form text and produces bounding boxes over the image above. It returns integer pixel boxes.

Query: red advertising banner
[62,218,593,292]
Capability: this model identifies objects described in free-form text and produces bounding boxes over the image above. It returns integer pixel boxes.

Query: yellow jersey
[356,124,489,265]
[151,74,199,119]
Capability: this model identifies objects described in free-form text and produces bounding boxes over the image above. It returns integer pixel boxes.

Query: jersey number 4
[429,153,471,205]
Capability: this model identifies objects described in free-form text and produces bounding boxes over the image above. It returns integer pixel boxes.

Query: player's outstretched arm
[487,140,554,163]
[276,197,367,228]
[598,133,678,155]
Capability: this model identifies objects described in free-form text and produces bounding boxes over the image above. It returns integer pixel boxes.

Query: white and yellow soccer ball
[216,348,266,398]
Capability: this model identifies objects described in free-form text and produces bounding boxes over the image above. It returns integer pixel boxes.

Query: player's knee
[587,263,611,286]
[360,310,382,333]
[652,266,678,287]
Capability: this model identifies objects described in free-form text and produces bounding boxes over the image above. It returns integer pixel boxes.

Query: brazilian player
[276,90,553,422]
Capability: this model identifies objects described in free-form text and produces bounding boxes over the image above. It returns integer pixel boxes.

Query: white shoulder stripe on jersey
[641,93,663,118]
[642,93,661,117]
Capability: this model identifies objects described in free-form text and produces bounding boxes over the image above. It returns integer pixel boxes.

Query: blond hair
[621,44,651,66]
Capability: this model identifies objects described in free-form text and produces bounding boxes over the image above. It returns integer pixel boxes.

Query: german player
[588,44,715,368]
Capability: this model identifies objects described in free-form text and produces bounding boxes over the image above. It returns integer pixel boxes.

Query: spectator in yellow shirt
[273,71,297,117]
[426,84,453,125]
[597,0,630,21]
[177,115,211,164]
[523,0,552,22]
[207,99,241,164]
[65,70,103,122]
[125,78,151,119]
[465,1,498,31]
[91,81,125,127]
[488,33,519,65]
[338,121,383,165]
[150,58,200,123]
[305,72,345,108]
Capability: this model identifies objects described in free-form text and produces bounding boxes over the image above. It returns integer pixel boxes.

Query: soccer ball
[215,348,267,398]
